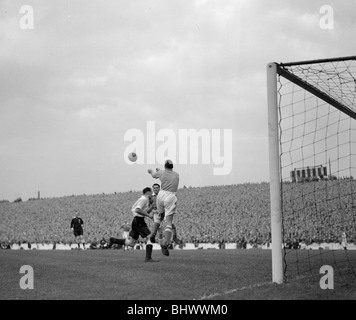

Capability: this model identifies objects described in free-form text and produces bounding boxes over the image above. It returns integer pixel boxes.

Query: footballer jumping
[148,159,179,256]
[149,183,180,246]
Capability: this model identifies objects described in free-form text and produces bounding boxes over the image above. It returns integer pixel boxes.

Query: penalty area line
[195,273,320,300]
[195,281,272,300]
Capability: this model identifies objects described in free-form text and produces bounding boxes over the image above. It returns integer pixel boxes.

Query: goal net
[267,56,356,284]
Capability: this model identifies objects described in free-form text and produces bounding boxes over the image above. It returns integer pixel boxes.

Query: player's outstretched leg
[108,237,126,248]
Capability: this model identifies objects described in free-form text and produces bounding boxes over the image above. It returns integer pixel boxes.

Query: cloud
[1,0,356,199]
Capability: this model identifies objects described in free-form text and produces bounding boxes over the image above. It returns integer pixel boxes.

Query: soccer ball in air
[128,152,137,162]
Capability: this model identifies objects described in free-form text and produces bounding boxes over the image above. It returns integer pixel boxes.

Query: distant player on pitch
[148,159,179,256]
[121,221,131,251]
[341,232,348,250]
[70,212,85,250]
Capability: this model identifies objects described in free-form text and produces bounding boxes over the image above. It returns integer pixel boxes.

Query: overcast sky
[1,0,356,200]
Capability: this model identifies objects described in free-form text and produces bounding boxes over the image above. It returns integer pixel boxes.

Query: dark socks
[146,244,153,259]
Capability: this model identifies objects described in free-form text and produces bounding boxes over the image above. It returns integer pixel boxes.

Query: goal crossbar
[277,64,356,120]
[279,55,356,67]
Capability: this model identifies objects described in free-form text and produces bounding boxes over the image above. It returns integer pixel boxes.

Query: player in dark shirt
[70,212,85,249]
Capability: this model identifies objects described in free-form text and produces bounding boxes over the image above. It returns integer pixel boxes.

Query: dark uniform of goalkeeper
[70,212,85,249]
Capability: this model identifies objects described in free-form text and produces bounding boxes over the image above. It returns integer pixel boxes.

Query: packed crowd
[281,178,356,244]
[0,181,355,248]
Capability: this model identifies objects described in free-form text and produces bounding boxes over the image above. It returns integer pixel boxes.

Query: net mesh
[277,58,356,282]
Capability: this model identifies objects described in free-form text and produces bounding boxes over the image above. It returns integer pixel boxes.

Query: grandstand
[1,183,355,250]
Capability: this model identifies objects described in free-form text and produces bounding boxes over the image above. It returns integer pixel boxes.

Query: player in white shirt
[148,159,179,256]
[108,187,156,262]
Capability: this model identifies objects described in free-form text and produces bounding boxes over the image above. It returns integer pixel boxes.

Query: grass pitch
[0,249,355,300]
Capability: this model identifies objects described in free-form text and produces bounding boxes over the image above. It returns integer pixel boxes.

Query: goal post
[267,56,356,284]
[267,62,283,284]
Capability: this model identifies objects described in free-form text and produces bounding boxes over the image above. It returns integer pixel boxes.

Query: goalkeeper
[148,160,179,257]
[149,183,180,246]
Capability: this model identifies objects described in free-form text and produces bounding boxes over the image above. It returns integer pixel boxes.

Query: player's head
[142,187,152,196]
[164,159,174,170]
[152,183,160,194]
[75,211,79,218]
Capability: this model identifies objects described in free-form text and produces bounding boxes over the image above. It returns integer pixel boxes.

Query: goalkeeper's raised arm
[147,168,160,179]
[147,161,179,193]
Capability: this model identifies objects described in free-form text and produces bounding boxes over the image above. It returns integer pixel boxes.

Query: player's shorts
[74,228,83,237]
[156,190,177,217]
[129,217,150,240]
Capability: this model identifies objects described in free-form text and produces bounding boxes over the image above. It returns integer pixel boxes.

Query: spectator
[0,181,355,247]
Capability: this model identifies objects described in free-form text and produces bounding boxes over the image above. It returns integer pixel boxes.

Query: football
[128,152,137,162]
